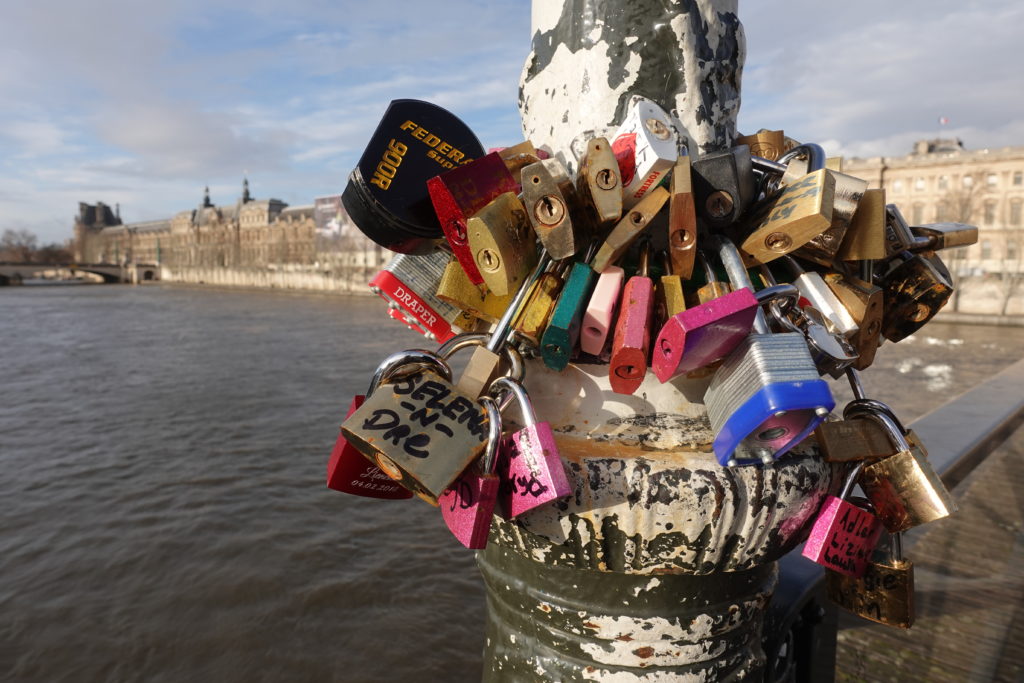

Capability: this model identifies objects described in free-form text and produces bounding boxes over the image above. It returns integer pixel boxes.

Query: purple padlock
[491,377,572,519]
[439,395,503,549]
[803,463,884,578]
[652,287,759,383]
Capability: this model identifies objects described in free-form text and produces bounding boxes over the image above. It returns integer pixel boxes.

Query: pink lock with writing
[803,463,884,578]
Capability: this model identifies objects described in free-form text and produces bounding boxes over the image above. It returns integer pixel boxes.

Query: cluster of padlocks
[326,96,975,628]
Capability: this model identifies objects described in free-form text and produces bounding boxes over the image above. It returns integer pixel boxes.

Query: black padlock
[342,99,485,254]
[690,145,756,230]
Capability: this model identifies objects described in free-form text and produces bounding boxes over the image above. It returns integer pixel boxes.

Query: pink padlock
[491,377,572,519]
[652,287,759,383]
[580,265,625,357]
[439,396,503,549]
[803,463,884,578]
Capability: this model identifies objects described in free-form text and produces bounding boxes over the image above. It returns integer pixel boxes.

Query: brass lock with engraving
[826,526,915,629]
[466,192,539,297]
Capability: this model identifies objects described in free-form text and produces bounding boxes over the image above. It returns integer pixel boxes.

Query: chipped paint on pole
[473,2,833,679]
[520,0,745,170]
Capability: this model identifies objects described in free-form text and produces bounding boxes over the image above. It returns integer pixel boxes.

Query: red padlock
[609,242,655,394]
[326,351,451,499]
[428,152,519,286]
[439,395,503,549]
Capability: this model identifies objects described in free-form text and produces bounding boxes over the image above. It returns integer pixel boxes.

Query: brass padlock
[883,204,916,258]
[816,416,926,463]
[847,404,957,533]
[575,137,623,229]
[513,264,566,346]
[435,257,514,323]
[695,251,732,304]
[740,168,836,265]
[668,157,698,280]
[823,272,883,370]
[591,186,669,273]
[836,189,888,261]
[879,251,952,343]
[521,158,581,259]
[466,192,538,296]
[657,251,686,322]
[341,358,489,504]
[736,129,786,161]
[496,140,541,178]
[826,527,915,629]
[908,222,978,252]
[798,170,868,264]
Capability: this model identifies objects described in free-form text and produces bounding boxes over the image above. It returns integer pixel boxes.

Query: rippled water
[2,284,1022,682]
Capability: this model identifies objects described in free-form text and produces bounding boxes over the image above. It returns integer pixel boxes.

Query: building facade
[844,139,1024,276]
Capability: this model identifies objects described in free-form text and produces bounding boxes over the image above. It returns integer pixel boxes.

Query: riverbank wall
[159,264,375,294]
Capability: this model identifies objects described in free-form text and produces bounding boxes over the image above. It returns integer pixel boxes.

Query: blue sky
[3,0,1022,245]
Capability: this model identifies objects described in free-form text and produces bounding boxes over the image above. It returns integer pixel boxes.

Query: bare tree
[1,229,39,262]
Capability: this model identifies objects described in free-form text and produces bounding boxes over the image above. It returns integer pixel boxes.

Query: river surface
[2,284,1022,682]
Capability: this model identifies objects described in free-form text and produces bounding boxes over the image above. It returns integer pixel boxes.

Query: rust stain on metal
[633,646,655,658]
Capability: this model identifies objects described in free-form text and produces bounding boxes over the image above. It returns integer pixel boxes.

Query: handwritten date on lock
[356,373,488,459]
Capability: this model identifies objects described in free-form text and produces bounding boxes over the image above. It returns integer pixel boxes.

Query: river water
[2,284,1022,682]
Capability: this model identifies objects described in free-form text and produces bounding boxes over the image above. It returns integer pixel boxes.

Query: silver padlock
[703,237,835,466]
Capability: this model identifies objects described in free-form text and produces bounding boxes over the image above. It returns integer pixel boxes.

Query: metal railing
[763,356,1024,683]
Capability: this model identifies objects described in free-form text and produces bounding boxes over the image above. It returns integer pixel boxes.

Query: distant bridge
[0,262,159,285]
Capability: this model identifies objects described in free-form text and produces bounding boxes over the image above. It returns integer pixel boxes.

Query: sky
[2,0,1022,245]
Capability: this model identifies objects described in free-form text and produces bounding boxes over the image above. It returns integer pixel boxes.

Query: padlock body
[369,252,464,342]
[815,419,900,463]
[736,129,785,160]
[691,146,755,229]
[522,158,581,260]
[341,368,489,503]
[793,271,859,338]
[326,395,414,499]
[797,171,867,262]
[704,333,834,465]
[659,275,686,320]
[498,423,571,519]
[826,558,915,629]
[880,254,952,343]
[467,192,538,296]
[836,188,888,261]
[576,137,622,227]
[653,287,758,383]
[609,275,655,395]
[860,448,957,532]
[343,99,483,253]
[428,152,519,285]
[541,263,596,370]
[515,272,564,346]
[740,169,836,265]
[440,470,500,549]
[581,266,624,357]
[668,157,698,280]
[435,258,514,324]
[611,96,681,208]
[802,495,883,577]
[591,187,669,273]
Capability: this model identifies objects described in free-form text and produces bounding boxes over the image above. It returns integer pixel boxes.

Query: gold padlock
[798,171,869,263]
[658,251,687,322]
[467,192,538,296]
[848,405,957,532]
[823,272,884,370]
[879,251,952,343]
[436,258,514,324]
[740,168,836,265]
[341,365,489,504]
[576,137,622,229]
[668,157,698,280]
[521,158,581,260]
[836,188,888,261]
[496,140,541,179]
[513,265,566,346]
[695,251,732,304]
[826,528,915,629]
[591,186,669,273]
[815,417,928,463]
[735,129,785,161]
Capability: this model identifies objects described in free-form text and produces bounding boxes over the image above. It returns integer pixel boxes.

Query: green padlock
[539,249,598,371]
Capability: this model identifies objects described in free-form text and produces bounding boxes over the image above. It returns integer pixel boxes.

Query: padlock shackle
[839,461,865,501]
[843,398,908,435]
[696,250,716,285]
[487,250,553,352]
[713,235,770,334]
[780,254,805,277]
[751,155,787,176]
[479,395,503,475]
[490,376,537,428]
[778,143,825,173]
[758,264,777,287]
[844,404,912,453]
[845,367,867,401]
[637,239,651,278]
[754,284,799,309]
[366,349,452,396]
[437,332,526,389]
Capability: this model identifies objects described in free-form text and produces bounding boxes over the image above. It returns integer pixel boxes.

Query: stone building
[844,139,1024,276]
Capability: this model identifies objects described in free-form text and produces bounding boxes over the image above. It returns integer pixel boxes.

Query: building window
[936,202,950,222]
[912,204,924,225]
[981,239,992,259]
[914,177,926,192]
[984,202,997,225]
[986,173,999,188]
[892,179,903,193]
[1008,241,1019,261]
[937,175,949,191]
[1012,200,1022,227]
[962,175,974,187]
[1014,171,1023,186]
